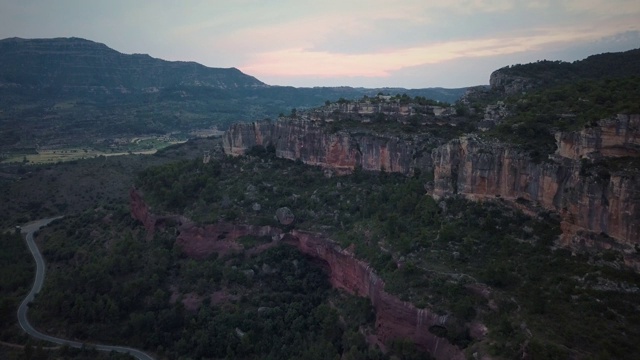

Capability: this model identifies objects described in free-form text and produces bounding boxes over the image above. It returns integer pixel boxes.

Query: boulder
[275,207,295,225]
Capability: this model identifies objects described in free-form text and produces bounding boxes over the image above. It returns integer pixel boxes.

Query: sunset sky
[1,0,638,88]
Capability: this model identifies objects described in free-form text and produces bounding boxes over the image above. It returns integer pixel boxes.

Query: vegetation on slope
[29,208,398,360]
[495,48,640,85]
[0,227,135,359]
[485,77,640,161]
[0,137,218,231]
[136,151,640,359]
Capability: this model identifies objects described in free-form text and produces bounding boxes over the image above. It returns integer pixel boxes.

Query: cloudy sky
[1,0,639,88]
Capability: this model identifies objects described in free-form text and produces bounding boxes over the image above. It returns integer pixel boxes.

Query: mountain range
[0,37,466,151]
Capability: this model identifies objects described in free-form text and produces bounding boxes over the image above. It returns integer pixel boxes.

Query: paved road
[17,217,155,360]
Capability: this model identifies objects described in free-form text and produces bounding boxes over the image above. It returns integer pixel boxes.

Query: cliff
[432,117,640,265]
[223,120,436,175]
[555,114,640,160]
[129,189,466,359]
[223,116,640,265]
[129,187,279,254]
[129,188,158,235]
[431,135,639,254]
[285,230,465,359]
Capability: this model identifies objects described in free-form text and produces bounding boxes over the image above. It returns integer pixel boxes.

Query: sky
[0,0,639,88]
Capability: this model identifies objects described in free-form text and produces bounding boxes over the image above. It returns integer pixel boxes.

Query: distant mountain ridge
[0,37,465,102]
[0,37,466,150]
[0,37,265,90]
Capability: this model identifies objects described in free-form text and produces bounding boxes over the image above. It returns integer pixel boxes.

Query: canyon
[130,188,467,359]
[223,115,640,267]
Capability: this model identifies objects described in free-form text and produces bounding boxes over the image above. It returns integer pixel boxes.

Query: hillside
[0,37,265,90]
[489,48,640,94]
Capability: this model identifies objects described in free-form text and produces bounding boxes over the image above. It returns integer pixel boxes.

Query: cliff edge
[223,115,640,267]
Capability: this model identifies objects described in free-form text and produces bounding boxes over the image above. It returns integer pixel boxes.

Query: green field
[1,138,186,165]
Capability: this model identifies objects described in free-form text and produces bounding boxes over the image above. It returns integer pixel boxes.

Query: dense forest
[27,207,406,360]
[494,48,640,85]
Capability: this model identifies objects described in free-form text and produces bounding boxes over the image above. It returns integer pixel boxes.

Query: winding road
[17,217,155,360]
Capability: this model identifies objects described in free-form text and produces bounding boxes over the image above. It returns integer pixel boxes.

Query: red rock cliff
[129,190,465,359]
[222,120,435,175]
[286,230,465,359]
[129,187,157,234]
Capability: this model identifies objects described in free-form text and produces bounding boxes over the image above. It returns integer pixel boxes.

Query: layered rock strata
[555,114,640,160]
[430,115,640,259]
[431,136,640,264]
[223,120,435,175]
[223,116,640,263]
[130,189,465,359]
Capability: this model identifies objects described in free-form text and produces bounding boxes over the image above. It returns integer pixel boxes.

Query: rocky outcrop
[489,70,537,95]
[130,187,278,256]
[129,190,465,359]
[129,188,157,234]
[478,101,509,131]
[303,99,455,121]
[223,120,436,175]
[275,207,295,225]
[555,114,640,160]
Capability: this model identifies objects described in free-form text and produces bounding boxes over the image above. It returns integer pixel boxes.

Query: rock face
[286,231,464,359]
[223,117,640,264]
[129,190,465,359]
[555,114,640,160]
[129,188,157,234]
[177,221,279,258]
[130,187,278,257]
[223,120,436,175]
[430,126,640,265]
[489,70,537,95]
[302,98,456,122]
